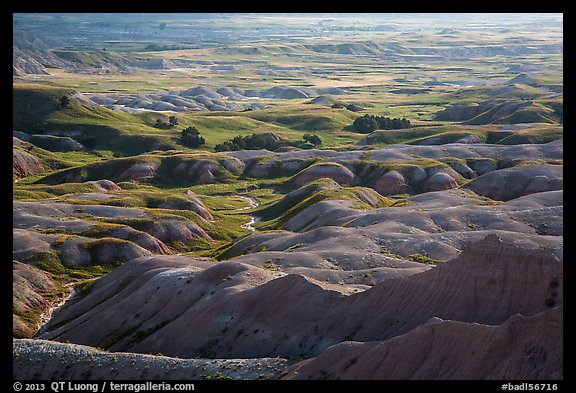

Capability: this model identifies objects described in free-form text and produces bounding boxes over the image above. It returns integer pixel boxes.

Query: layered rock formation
[38,234,562,370]
[464,164,562,201]
[32,140,562,199]
[13,263,62,338]
[285,307,562,380]
[88,85,346,113]
[13,148,44,179]
[291,162,356,187]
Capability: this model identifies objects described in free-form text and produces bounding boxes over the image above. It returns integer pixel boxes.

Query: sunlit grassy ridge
[253,178,395,230]
[14,83,368,156]
[359,124,563,146]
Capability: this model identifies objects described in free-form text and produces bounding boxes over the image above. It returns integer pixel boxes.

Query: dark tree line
[214,133,322,152]
[351,114,411,133]
[331,102,362,112]
[177,125,323,152]
[214,133,281,152]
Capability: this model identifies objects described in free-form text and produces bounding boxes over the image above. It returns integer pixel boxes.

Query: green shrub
[181,127,206,148]
[303,133,322,146]
[408,254,438,265]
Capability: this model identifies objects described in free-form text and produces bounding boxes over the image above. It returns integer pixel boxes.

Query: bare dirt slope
[222,188,563,265]
[40,234,562,366]
[13,339,291,380]
[285,307,562,380]
[13,262,63,338]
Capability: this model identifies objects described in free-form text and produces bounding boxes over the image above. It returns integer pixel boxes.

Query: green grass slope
[14,84,365,155]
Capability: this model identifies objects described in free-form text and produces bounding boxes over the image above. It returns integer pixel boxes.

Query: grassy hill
[358,124,563,146]
[13,83,366,156]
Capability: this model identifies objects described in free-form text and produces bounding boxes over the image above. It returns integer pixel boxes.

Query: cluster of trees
[214,133,281,152]
[59,96,70,109]
[214,133,323,152]
[303,133,322,146]
[331,102,362,112]
[351,114,411,133]
[180,126,205,148]
[153,116,204,146]
[174,122,323,151]
[155,116,179,128]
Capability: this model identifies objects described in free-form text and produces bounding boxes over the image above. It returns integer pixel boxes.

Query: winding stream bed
[238,195,261,231]
[35,285,79,336]
[34,195,262,335]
